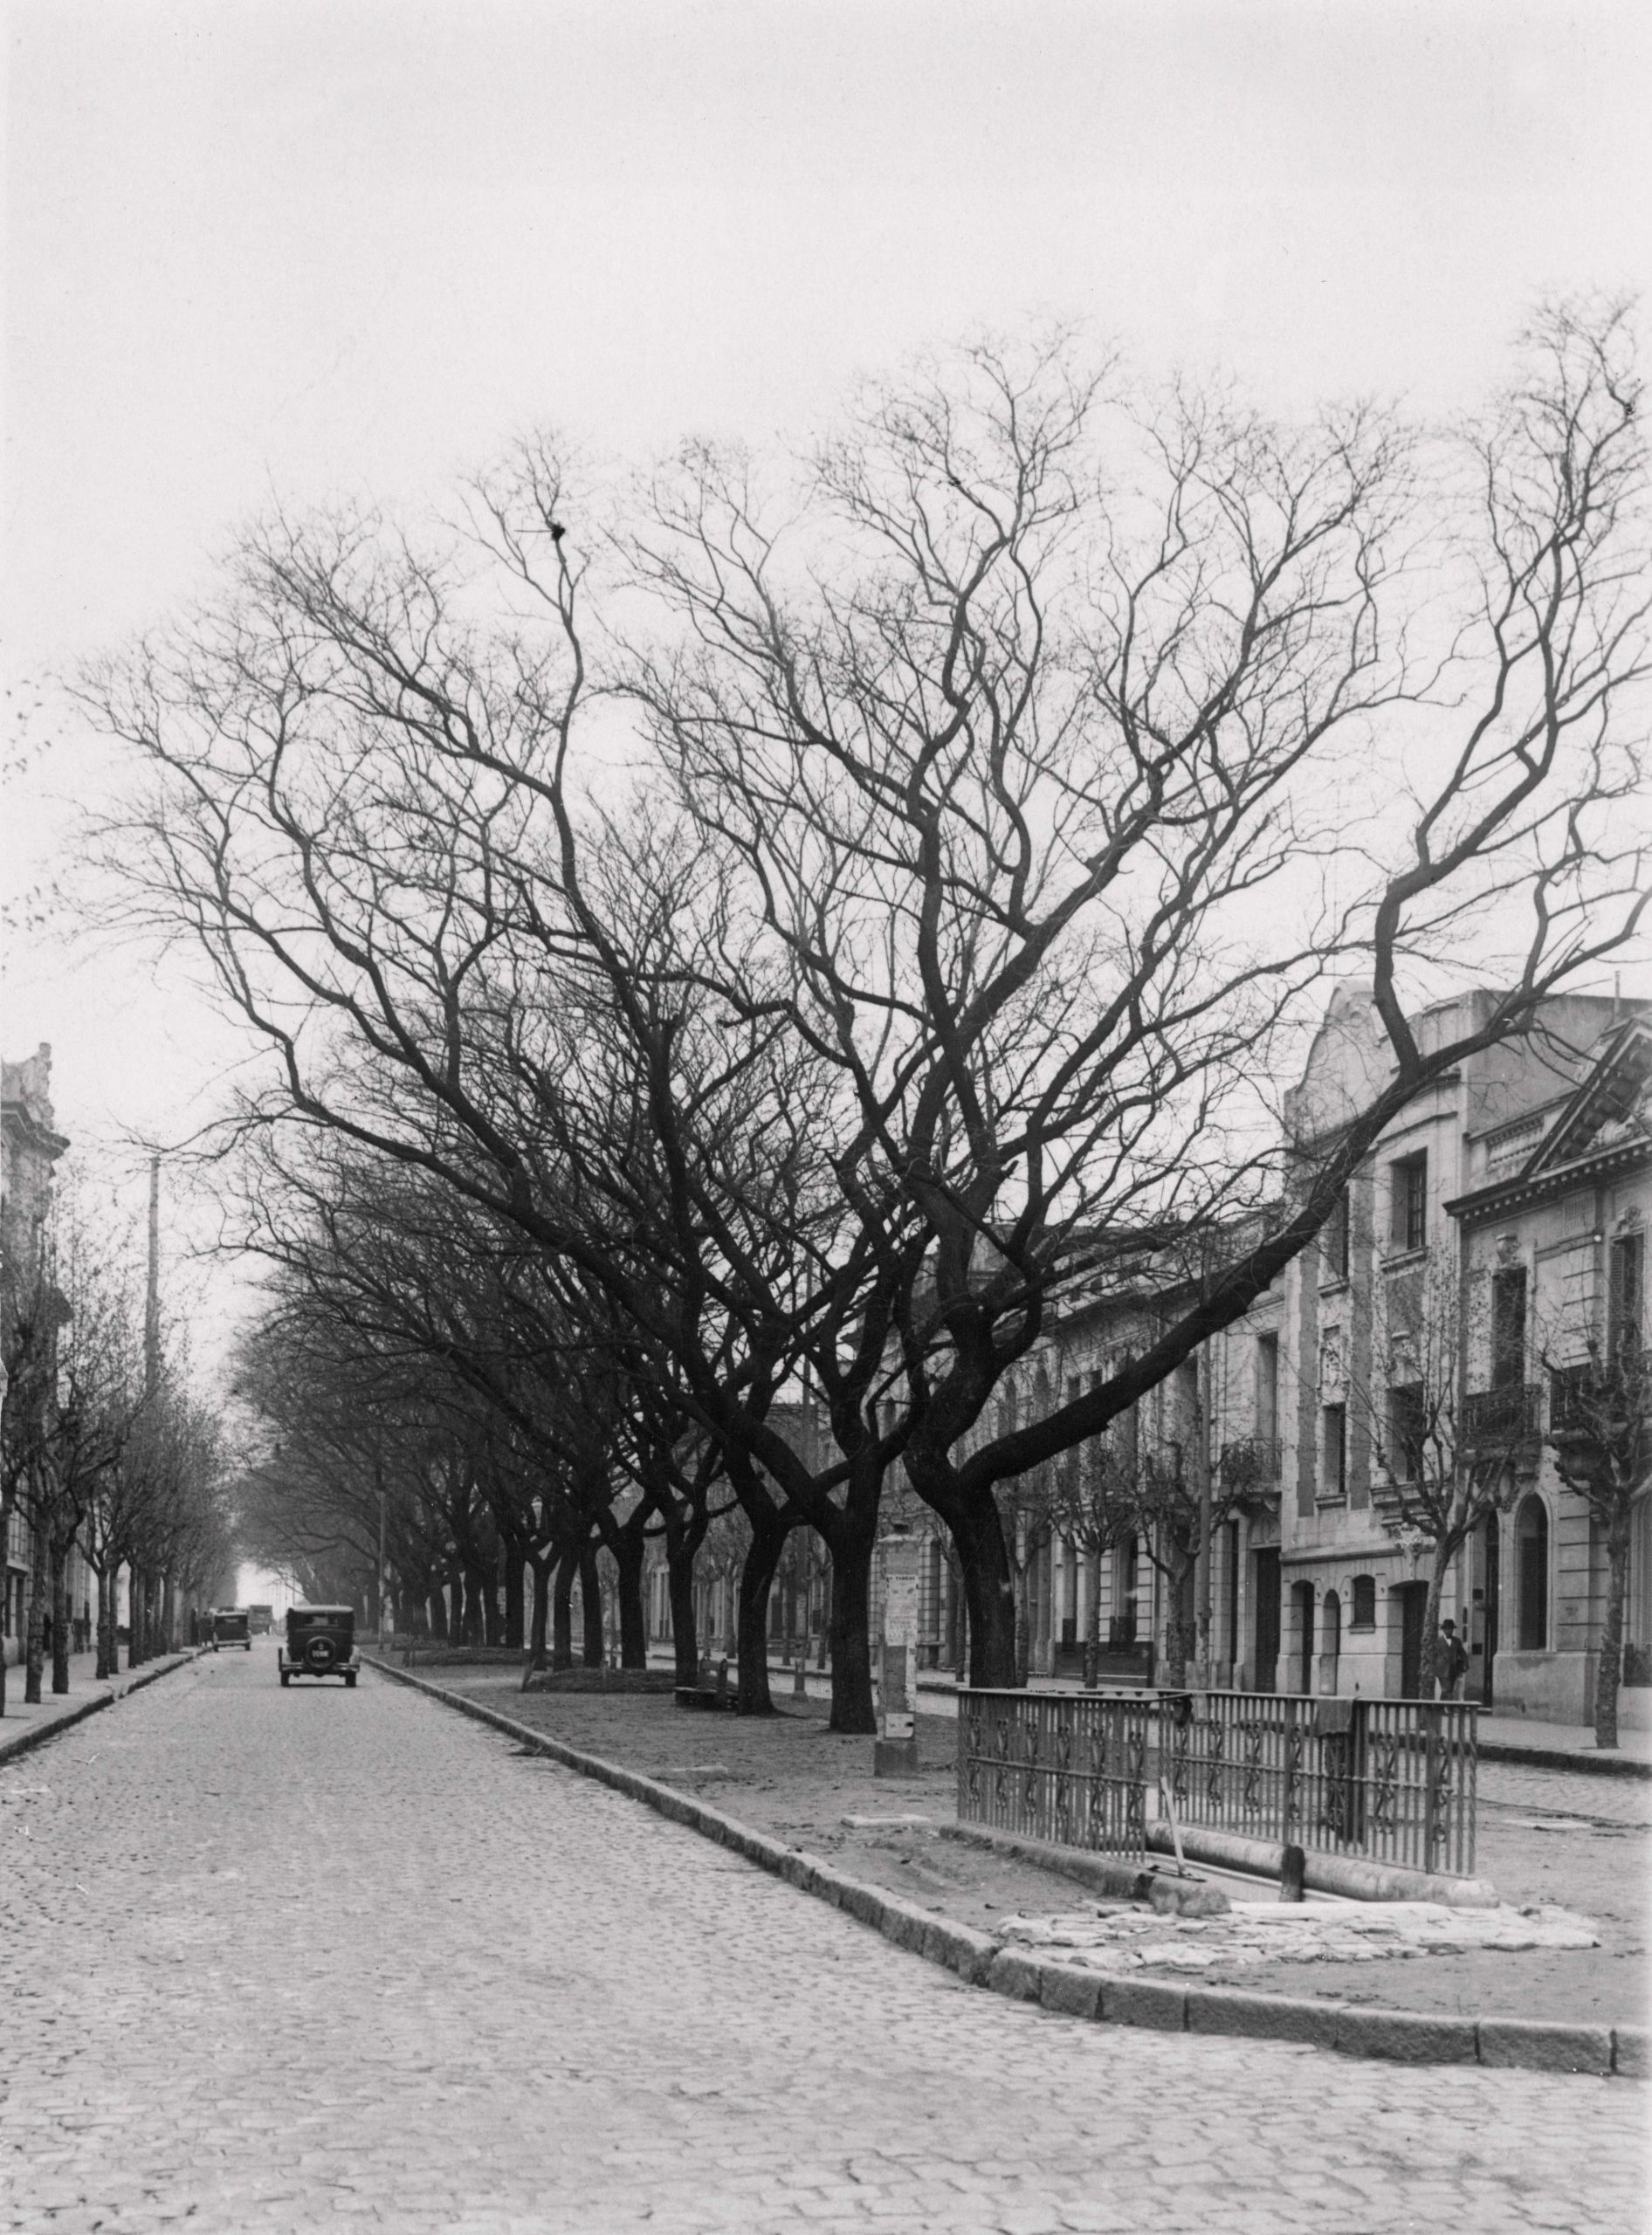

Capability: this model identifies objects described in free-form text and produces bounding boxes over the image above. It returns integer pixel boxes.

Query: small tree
[1365,1254,1530,1699]
[1544,1337,1650,1750]
[1047,1429,1139,1684]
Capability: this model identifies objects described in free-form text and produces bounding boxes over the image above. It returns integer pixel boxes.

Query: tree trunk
[51,1543,71,1695]
[523,1553,554,1677]
[952,1503,1019,1690]
[95,1564,115,1680]
[1161,1545,1195,1690]
[551,1551,575,1670]
[826,1530,877,1734]
[665,1528,699,1686]
[481,1563,504,1647]
[579,1548,604,1667]
[735,1519,787,1716]
[1084,1544,1103,1687]
[162,1573,176,1654]
[504,1552,525,1651]
[1421,1543,1450,1702]
[24,1520,47,1705]
[612,1531,649,1670]
[1593,1516,1631,1750]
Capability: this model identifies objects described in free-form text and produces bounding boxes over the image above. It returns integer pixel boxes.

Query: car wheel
[280,1671,290,1687]
[345,1672,357,1688]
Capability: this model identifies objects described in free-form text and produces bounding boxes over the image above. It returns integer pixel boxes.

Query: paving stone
[986,1948,1043,2000]
[1476,2020,1614,2075]
[1337,2008,1480,2064]
[1,1648,1641,2235]
[1184,1985,1346,2049]
[1036,1963,1103,2021]
[1097,1974,1187,2032]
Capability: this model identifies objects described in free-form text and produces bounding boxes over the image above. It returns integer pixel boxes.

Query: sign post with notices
[874,1525,922,1778]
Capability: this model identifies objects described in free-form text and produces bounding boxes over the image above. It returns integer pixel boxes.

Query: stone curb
[1477,1741,1652,1783]
[0,1650,201,1770]
[361,1655,1641,2080]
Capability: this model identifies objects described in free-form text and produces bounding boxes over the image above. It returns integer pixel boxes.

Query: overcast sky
[3,0,1650,1301]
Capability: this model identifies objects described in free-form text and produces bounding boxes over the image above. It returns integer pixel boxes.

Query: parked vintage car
[246,1604,274,1635]
[279,1606,360,1688]
[210,1607,251,1652]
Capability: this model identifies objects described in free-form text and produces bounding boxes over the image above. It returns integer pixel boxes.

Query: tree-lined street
[1,1655,1641,2234]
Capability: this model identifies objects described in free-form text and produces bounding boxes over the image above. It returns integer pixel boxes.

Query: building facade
[1447,1016,1650,1724]
[2,1044,72,1662]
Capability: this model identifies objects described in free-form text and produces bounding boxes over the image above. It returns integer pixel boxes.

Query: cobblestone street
[2,1652,1645,2234]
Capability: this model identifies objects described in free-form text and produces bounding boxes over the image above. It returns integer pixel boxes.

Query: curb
[1477,1741,1652,1782]
[363,1655,1641,2080]
[0,1650,201,1770]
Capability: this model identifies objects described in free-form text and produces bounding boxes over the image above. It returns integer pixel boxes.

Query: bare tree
[1544,1332,1650,1750]
[78,303,1649,1711]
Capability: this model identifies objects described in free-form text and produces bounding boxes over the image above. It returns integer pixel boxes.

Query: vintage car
[210,1607,251,1652]
[246,1604,274,1635]
[279,1605,360,1688]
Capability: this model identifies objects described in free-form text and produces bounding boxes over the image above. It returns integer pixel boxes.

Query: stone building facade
[1446,1016,1650,1725]
[2,1045,72,1661]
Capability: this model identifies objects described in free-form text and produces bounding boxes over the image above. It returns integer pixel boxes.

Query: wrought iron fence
[956,1688,1479,1877]
[956,1688,1149,1859]
[1157,1690,1478,1877]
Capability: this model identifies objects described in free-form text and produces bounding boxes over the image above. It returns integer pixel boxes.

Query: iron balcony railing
[1158,1689,1478,1878]
[956,1689,1149,1859]
[1550,1351,1651,1434]
[1461,1381,1543,1447]
[956,1687,1479,1878]
[1219,1434,1284,1491]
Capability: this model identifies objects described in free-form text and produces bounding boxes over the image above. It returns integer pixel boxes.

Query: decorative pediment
[1520,1020,1652,1180]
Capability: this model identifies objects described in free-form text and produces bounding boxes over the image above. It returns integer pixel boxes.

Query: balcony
[1219,1435,1284,1510]
[1550,1351,1651,1436]
[1461,1382,1543,1448]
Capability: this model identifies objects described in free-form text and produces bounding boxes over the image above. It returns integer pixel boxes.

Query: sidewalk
[0,1647,197,1767]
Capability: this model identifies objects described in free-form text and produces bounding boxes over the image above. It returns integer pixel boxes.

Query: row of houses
[645,989,1650,1726]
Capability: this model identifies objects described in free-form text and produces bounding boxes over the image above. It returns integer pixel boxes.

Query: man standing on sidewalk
[1439,1619,1470,1701]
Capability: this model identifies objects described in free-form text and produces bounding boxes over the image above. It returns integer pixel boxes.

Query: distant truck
[246,1605,274,1635]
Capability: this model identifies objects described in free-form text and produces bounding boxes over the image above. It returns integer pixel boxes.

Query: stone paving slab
[3,1648,1647,2232]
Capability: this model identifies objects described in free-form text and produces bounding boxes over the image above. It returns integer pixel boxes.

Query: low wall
[1493,1649,1596,1725]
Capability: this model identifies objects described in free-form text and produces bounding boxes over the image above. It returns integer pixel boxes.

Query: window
[1387,1384,1426,1481]
[1517,1495,1549,1652]
[1322,1187,1351,1282]
[1256,1333,1279,1447]
[1351,1575,1376,1630]
[1609,1233,1644,1362]
[1321,1403,1347,1500]
[1490,1268,1528,1390]
[1391,1151,1428,1253]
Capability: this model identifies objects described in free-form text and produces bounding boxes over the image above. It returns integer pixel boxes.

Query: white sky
[3,0,1650,1331]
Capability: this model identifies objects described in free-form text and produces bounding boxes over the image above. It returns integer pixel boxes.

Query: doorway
[1291,1581,1315,1695]
[1481,1510,1499,1707]
[1395,1581,1428,1698]
[1253,1549,1280,1693]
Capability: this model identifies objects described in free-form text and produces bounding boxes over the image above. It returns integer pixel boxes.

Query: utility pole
[144,1154,162,1396]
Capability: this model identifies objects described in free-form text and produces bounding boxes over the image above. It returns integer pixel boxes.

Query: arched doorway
[1518,1495,1549,1652]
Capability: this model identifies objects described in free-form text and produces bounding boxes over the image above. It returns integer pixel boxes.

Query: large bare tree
[79,305,1649,1709]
